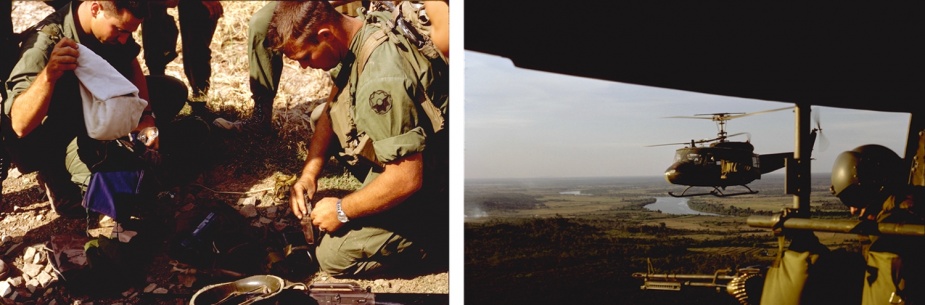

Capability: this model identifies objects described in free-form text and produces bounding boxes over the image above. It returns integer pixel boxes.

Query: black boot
[188,88,218,122]
[241,96,274,133]
[211,96,274,134]
[37,171,88,219]
[189,102,213,120]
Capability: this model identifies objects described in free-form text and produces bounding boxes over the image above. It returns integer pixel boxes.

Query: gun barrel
[686,282,728,288]
[632,272,736,281]
[747,216,925,236]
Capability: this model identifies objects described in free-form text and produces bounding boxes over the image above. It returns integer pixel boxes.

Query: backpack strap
[356,30,388,76]
[355,27,446,134]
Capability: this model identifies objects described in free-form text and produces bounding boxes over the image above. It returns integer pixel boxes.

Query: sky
[463,51,912,180]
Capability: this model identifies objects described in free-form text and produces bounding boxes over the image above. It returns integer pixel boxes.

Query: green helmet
[830,144,903,209]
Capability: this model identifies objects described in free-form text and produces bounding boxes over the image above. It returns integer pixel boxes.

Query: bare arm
[130,59,153,106]
[127,58,159,147]
[311,151,424,233]
[291,102,334,219]
[10,38,78,137]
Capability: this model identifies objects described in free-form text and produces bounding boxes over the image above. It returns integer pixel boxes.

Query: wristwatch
[336,199,350,223]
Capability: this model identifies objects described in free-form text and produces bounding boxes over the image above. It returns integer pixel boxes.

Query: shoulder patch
[369,90,392,115]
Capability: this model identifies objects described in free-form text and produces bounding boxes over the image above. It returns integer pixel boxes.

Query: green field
[464,174,860,305]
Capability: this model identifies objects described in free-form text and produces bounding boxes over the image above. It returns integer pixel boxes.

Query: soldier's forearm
[341,152,423,219]
[301,106,334,180]
[10,70,55,137]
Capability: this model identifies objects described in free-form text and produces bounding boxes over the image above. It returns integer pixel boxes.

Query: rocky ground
[1,1,449,304]
[1,167,448,305]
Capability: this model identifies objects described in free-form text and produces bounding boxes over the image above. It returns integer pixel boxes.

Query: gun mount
[747,215,925,236]
[632,260,765,305]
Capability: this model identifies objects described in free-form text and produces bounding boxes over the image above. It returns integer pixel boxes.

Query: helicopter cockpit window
[706,154,720,165]
[687,153,701,163]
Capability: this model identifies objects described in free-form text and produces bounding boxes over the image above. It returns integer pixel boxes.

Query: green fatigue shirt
[1,3,142,173]
[329,8,449,243]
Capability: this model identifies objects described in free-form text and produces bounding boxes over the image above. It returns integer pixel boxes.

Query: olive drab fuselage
[665,142,762,187]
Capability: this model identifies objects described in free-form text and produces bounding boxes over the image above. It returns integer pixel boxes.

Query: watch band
[336,199,350,223]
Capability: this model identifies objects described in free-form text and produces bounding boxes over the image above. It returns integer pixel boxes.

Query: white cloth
[73,43,148,140]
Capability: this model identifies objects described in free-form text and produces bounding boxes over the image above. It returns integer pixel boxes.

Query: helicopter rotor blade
[666,106,795,122]
[813,107,822,130]
[692,112,743,117]
[695,136,723,144]
[663,115,717,120]
[646,136,722,147]
[812,107,829,152]
[817,133,830,152]
[726,132,751,141]
[645,141,695,147]
[724,106,795,120]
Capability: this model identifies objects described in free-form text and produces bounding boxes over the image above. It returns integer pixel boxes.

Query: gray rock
[0,281,12,298]
[21,263,41,278]
[240,204,259,218]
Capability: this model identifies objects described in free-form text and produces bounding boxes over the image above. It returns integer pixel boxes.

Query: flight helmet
[830,144,904,209]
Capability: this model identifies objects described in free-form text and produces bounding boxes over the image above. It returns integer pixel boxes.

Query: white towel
[73,43,148,140]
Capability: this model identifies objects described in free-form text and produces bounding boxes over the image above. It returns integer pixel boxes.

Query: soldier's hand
[45,38,78,82]
[310,197,344,233]
[290,176,317,219]
[134,116,159,149]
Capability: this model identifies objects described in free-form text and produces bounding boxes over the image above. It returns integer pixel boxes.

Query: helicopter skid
[669,185,758,198]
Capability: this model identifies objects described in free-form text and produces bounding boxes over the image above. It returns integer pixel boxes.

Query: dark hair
[266,1,341,54]
[99,0,149,20]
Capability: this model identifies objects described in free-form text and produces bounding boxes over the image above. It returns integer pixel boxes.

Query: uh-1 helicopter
[648,106,826,198]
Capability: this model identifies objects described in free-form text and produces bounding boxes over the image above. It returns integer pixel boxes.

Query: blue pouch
[83,170,145,220]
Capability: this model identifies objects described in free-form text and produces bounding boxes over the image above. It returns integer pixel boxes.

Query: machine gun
[185,274,448,305]
[632,262,765,305]
[309,282,375,305]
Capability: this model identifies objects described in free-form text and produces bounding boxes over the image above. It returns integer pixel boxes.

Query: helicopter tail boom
[758,152,791,175]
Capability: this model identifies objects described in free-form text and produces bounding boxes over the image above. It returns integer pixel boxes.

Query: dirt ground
[1,166,448,304]
[2,1,448,304]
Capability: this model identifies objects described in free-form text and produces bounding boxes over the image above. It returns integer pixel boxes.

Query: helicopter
[648,106,826,197]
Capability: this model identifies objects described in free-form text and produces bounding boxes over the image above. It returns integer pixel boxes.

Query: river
[644,197,720,216]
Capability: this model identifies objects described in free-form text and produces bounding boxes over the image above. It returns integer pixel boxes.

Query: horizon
[465,51,911,180]
[464,172,832,182]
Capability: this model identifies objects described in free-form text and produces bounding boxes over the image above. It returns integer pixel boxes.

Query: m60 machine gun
[632,260,766,305]
[187,275,449,305]
[633,214,925,305]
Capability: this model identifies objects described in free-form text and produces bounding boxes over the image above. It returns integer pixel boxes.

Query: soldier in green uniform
[234,1,281,133]
[142,0,222,117]
[215,1,365,133]
[830,145,925,305]
[267,0,448,277]
[1,1,187,219]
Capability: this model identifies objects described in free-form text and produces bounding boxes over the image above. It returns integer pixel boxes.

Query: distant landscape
[464,173,858,305]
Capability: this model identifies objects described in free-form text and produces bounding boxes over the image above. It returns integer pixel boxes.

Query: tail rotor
[811,107,829,153]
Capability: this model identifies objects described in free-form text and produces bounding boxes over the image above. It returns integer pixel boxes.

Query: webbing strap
[357,30,388,76]
[354,19,446,134]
